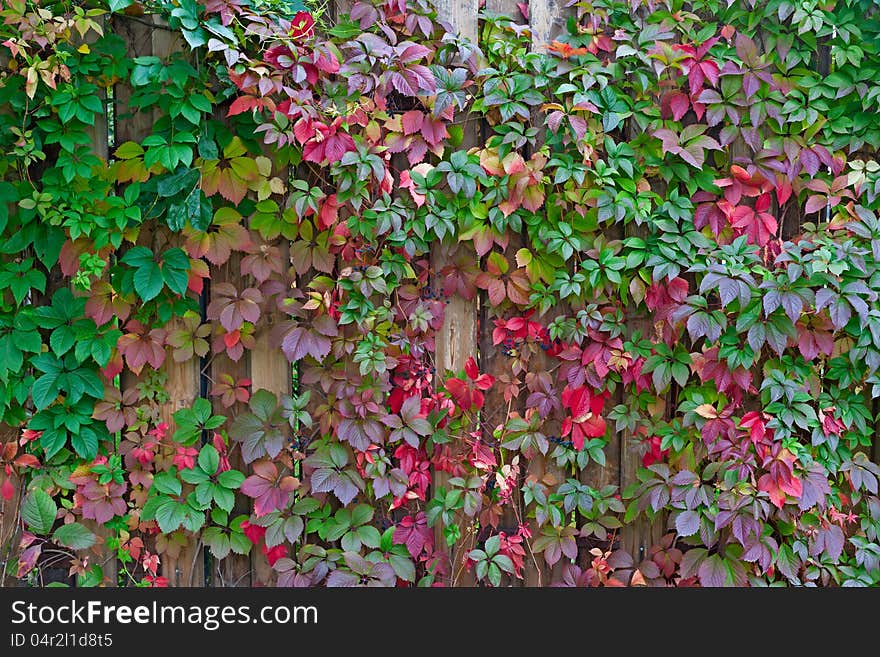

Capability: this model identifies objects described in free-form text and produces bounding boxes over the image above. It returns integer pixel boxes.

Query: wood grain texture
[521,0,572,588]
[210,257,253,588]
[528,0,566,51]
[156,308,203,587]
[75,17,115,586]
[152,24,204,588]
[111,17,201,587]
[435,0,479,41]
[248,241,291,587]
[432,0,480,586]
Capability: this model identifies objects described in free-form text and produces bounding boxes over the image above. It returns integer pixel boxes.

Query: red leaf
[667,92,690,121]
[59,240,88,277]
[775,175,793,205]
[420,115,449,147]
[293,117,315,144]
[397,43,431,63]
[804,195,827,215]
[280,325,332,362]
[401,110,423,135]
[289,11,315,39]
[322,133,355,164]
[464,356,479,380]
[1,477,13,501]
[694,202,727,235]
[800,148,820,176]
[317,194,339,230]
[227,95,271,117]
[730,205,777,246]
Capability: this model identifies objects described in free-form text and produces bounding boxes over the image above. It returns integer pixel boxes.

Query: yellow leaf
[694,403,718,419]
[77,43,90,54]
[269,176,286,195]
[515,248,532,268]
[254,155,272,177]
[25,67,38,99]
[629,277,646,305]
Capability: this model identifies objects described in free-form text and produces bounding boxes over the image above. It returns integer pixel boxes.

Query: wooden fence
[0,0,617,588]
[3,0,872,588]
[0,0,704,589]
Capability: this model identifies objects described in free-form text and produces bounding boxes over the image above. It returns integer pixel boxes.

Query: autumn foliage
[0,0,879,588]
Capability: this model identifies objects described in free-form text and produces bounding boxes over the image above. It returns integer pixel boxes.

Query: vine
[0,0,879,587]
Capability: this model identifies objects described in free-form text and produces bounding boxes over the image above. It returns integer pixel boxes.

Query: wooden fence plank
[148,23,206,588]
[111,15,204,587]
[209,253,253,587]
[521,0,572,588]
[247,192,292,586]
[528,0,566,49]
[482,0,527,577]
[433,0,480,586]
[80,18,117,587]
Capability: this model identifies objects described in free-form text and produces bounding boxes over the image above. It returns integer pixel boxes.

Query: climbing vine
[1,0,879,587]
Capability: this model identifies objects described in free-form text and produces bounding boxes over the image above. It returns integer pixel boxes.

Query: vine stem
[513,499,542,587]
[187,538,204,586]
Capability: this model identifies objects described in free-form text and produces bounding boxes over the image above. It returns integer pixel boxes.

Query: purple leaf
[675,510,700,537]
[281,326,332,362]
[698,554,729,587]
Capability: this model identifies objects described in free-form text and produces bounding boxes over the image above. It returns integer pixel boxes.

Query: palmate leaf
[70,424,101,460]
[167,311,211,362]
[279,320,336,363]
[160,248,192,296]
[121,246,191,301]
[674,509,701,537]
[123,247,164,301]
[173,398,226,445]
[229,390,287,463]
[166,187,212,232]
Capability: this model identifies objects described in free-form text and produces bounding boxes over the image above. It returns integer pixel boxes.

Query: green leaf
[152,470,182,496]
[53,523,97,550]
[22,489,57,535]
[494,554,515,574]
[161,248,190,296]
[198,444,220,475]
[487,562,502,586]
[389,554,415,582]
[120,245,154,268]
[229,531,252,555]
[49,325,75,357]
[108,0,134,12]
[194,482,214,508]
[32,372,60,409]
[70,426,99,460]
[180,468,210,485]
[38,427,67,460]
[213,486,235,512]
[204,528,231,559]
[154,499,187,533]
[133,260,163,301]
[250,389,279,420]
[197,137,219,160]
[217,469,244,489]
